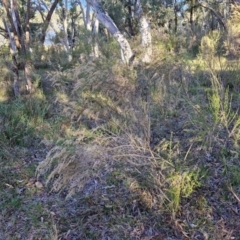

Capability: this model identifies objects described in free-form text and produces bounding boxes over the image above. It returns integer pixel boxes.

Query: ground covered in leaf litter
[1,124,240,240]
[1,60,240,240]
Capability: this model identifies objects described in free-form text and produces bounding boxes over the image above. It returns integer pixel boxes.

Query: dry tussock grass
[37,58,170,206]
[38,54,200,204]
[36,132,168,207]
[47,57,152,139]
[35,46,240,238]
[36,143,108,198]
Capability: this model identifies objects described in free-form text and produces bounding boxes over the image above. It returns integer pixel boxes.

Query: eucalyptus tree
[1,0,34,96]
[53,0,73,61]
[132,0,152,62]
[0,0,61,96]
[37,0,60,45]
[78,0,91,32]
[197,0,228,32]
[85,0,134,65]
[85,0,154,63]
[78,0,100,57]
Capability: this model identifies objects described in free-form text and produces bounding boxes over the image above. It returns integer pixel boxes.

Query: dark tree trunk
[190,0,194,28]
[126,3,135,36]
[174,5,178,32]
[40,0,60,44]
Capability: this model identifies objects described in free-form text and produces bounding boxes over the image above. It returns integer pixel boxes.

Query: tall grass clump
[0,89,50,146]
[0,100,35,146]
[36,45,205,226]
[37,58,164,197]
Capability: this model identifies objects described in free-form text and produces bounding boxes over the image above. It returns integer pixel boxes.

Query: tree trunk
[25,0,33,93]
[86,2,92,32]
[12,56,20,97]
[24,61,33,93]
[3,19,20,96]
[190,0,194,29]
[126,0,135,36]
[2,0,21,49]
[40,0,60,44]
[3,0,33,94]
[86,0,134,65]
[174,2,178,32]
[61,0,72,61]
[3,19,17,55]
[134,0,152,63]
[92,16,100,58]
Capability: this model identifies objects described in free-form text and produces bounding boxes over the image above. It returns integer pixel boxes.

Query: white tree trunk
[4,21,17,55]
[139,16,152,63]
[10,0,20,37]
[25,0,33,93]
[86,3,91,32]
[92,16,100,58]
[62,0,72,62]
[85,0,134,65]
[78,0,86,27]
[134,0,152,63]
[78,0,91,31]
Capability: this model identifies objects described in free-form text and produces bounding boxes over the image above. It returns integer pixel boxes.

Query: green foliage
[99,38,120,60]
[0,100,34,146]
[103,0,125,31]
[0,189,22,210]
[0,94,49,146]
[208,90,221,124]
[73,30,92,56]
[0,45,10,60]
[199,30,221,66]
[166,169,201,212]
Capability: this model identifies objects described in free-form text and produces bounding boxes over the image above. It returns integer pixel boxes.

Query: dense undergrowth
[1,26,240,239]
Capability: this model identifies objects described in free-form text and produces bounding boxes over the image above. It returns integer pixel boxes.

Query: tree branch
[198,1,227,32]
[40,0,59,44]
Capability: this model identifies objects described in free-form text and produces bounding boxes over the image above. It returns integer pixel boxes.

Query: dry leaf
[35,181,44,189]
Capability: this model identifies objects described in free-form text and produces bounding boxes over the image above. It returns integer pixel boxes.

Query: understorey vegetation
[0,1,240,240]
